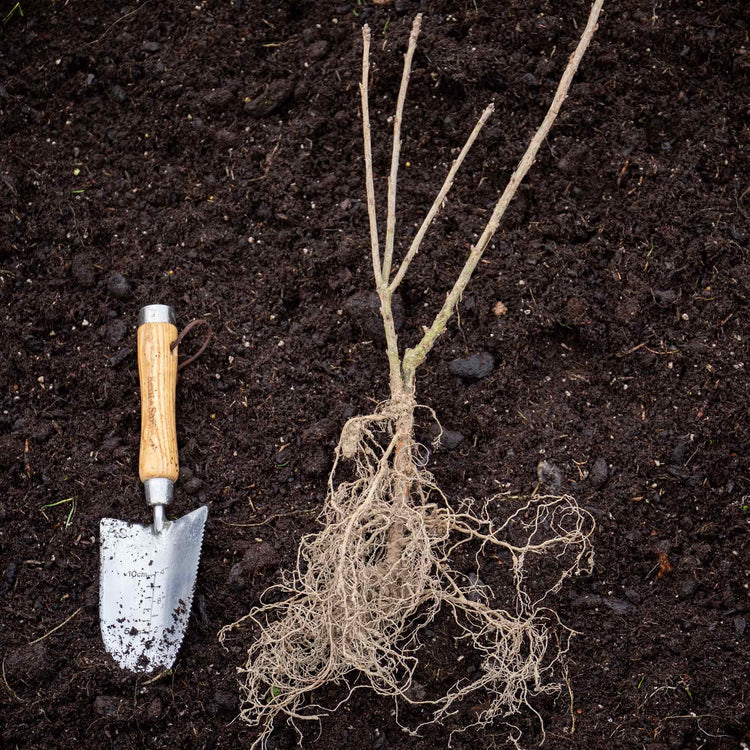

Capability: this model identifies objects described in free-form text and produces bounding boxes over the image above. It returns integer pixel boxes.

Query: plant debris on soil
[1,1,748,749]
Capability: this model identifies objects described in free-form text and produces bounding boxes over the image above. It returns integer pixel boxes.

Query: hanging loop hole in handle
[170,319,212,371]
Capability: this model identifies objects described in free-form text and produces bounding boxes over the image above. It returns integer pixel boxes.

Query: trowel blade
[99,506,208,673]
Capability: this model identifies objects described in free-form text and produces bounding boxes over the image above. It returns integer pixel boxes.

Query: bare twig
[390,103,495,293]
[382,14,422,285]
[402,0,605,387]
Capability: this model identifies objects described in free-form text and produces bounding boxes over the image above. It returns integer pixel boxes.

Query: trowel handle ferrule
[138,305,179,487]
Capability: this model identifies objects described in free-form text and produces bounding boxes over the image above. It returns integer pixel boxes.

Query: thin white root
[220,402,595,748]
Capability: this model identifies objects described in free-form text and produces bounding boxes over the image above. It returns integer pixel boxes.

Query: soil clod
[106,319,128,346]
[107,272,132,299]
[5,642,53,685]
[679,578,699,599]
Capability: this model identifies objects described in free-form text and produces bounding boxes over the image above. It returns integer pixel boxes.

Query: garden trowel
[100,304,208,673]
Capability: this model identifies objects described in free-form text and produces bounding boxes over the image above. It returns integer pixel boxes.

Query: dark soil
[1,0,748,748]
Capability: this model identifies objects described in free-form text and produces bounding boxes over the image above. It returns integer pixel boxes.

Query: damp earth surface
[1,1,748,748]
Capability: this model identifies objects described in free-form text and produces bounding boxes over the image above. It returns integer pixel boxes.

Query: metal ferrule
[145,478,174,534]
[144,477,174,507]
[138,304,176,327]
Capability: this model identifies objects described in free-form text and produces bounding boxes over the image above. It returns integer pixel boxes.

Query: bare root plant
[220,2,604,747]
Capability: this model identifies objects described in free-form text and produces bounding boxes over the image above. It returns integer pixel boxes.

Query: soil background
[1,0,748,748]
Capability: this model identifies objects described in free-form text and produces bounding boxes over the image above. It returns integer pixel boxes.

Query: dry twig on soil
[221,3,604,747]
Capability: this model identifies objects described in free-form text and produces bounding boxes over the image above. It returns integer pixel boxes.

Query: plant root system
[221,3,604,746]
[220,400,594,748]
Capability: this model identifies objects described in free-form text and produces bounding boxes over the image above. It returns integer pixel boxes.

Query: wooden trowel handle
[137,305,179,483]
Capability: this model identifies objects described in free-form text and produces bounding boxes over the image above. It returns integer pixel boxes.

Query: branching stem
[360,0,605,394]
[402,0,604,383]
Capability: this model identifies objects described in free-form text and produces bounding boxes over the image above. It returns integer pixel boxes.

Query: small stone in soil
[537,460,563,493]
[32,424,54,443]
[4,561,17,585]
[404,680,426,701]
[142,40,161,53]
[111,85,127,103]
[590,457,609,488]
[435,428,465,451]
[204,88,234,111]
[107,272,132,299]
[493,300,508,317]
[670,438,687,465]
[307,40,330,60]
[212,690,238,713]
[244,79,295,118]
[448,352,494,380]
[22,334,44,353]
[624,588,641,604]
[214,128,238,147]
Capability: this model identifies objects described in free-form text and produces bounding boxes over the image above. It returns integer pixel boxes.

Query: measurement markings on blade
[145,567,166,640]
[121,565,167,642]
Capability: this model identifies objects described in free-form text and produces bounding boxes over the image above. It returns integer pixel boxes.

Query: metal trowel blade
[99,506,208,673]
